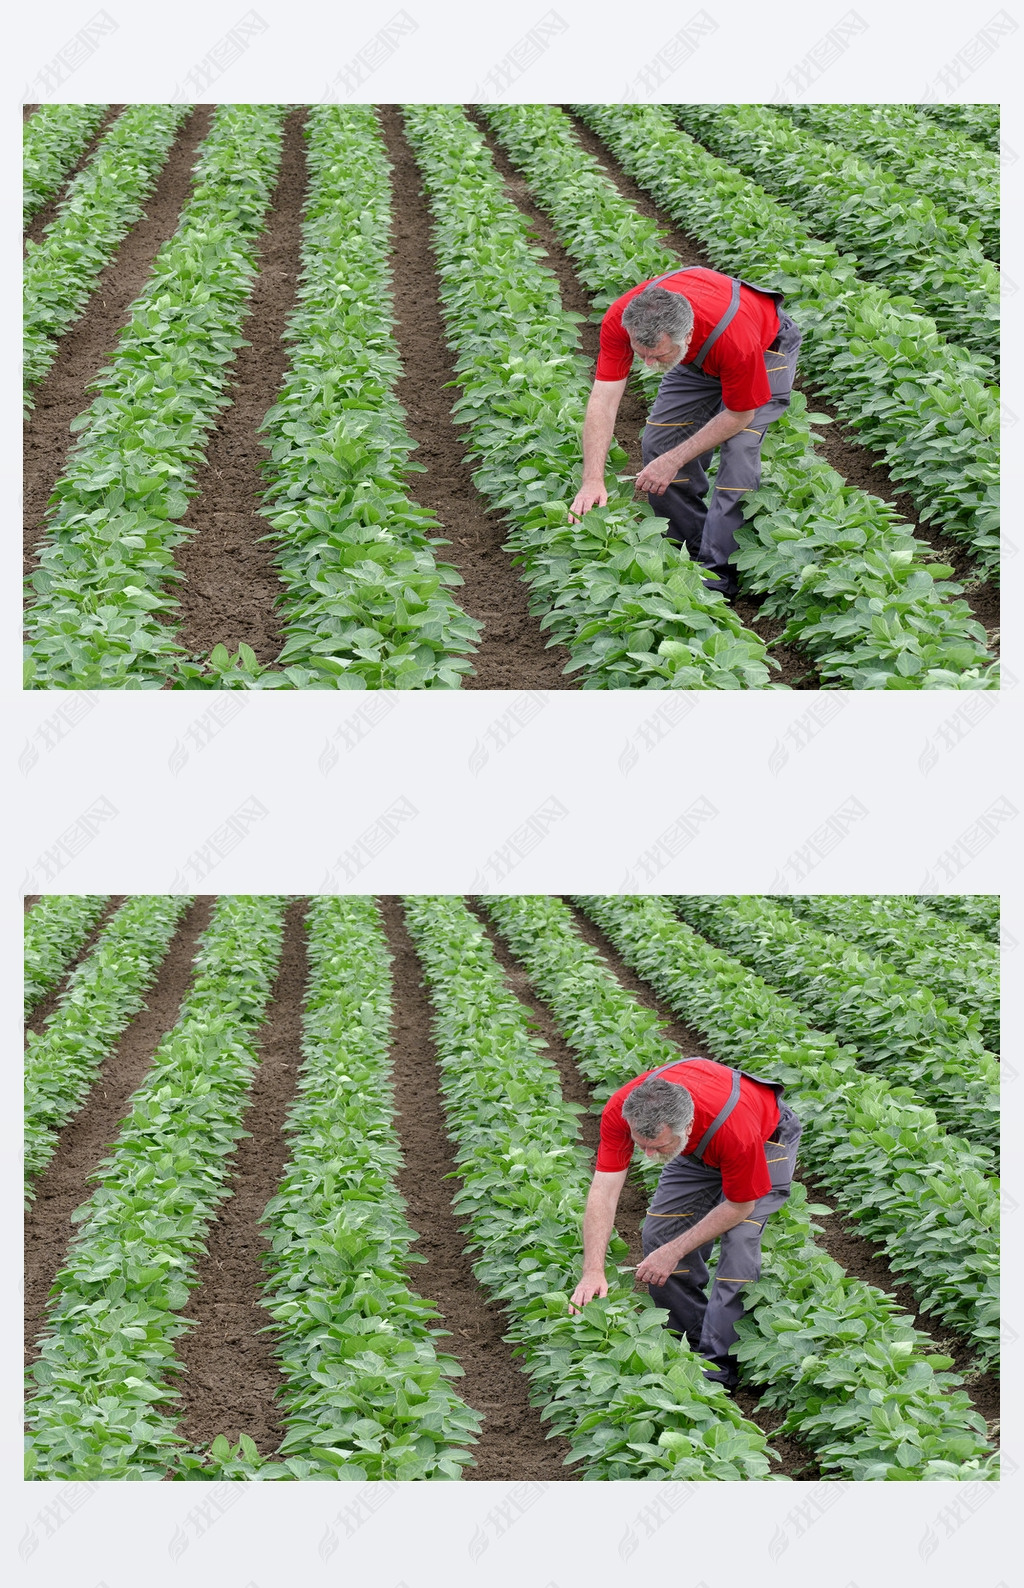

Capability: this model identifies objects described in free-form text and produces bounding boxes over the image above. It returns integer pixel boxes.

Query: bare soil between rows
[377,108,576,690]
[378,897,577,1478]
[172,108,309,666]
[24,895,124,1039]
[23,106,215,581]
[25,894,998,1475]
[562,109,999,649]
[561,899,997,1431]
[174,900,308,1455]
[25,898,214,1376]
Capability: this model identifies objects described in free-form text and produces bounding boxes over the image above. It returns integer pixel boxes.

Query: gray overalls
[639,269,802,598]
[639,1057,802,1385]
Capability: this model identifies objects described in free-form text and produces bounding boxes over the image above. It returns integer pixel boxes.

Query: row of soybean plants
[403,895,779,1478]
[919,893,1000,942]
[24,895,192,1196]
[25,897,290,1478]
[672,106,999,368]
[572,897,999,1372]
[24,106,289,690]
[917,103,1000,150]
[480,894,996,1480]
[22,103,110,223]
[25,896,480,1480]
[575,104,1000,581]
[776,105,999,261]
[774,894,1000,1052]
[481,105,994,689]
[247,105,480,690]
[23,893,111,1015]
[24,105,189,400]
[402,105,780,690]
[670,895,999,1152]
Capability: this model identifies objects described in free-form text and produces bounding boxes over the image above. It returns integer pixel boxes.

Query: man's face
[629,1122,688,1161]
[628,331,689,370]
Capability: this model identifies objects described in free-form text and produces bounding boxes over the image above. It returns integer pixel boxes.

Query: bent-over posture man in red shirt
[569,266,801,600]
[570,1055,802,1388]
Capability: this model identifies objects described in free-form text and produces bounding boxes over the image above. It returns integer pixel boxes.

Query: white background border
[6,3,1021,1584]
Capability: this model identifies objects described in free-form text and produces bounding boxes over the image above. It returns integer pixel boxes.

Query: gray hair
[621,286,694,351]
[621,1076,694,1141]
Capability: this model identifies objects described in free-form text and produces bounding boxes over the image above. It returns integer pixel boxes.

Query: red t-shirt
[596,267,780,412]
[597,1057,781,1203]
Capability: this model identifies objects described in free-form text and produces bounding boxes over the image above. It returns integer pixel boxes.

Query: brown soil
[378,896,577,1479]
[562,109,999,650]
[376,107,575,690]
[559,901,998,1442]
[475,111,818,690]
[24,106,214,581]
[24,895,124,1037]
[172,108,308,666]
[173,900,308,1456]
[24,894,40,912]
[24,897,214,1373]
[24,106,124,249]
[24,104,39,121]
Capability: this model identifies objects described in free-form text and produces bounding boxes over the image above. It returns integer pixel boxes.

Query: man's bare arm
[569,378,628,520]
[633,1198,756,1287]
[634,407,756,497]
[569,1167,629,1310]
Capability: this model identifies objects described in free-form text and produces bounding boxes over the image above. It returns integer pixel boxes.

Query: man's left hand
[634,455,682,497]
[634,1243,685,1287]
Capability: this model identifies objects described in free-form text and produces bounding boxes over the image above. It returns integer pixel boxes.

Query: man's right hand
[568,482,609,523]
[569,1271,609,1313]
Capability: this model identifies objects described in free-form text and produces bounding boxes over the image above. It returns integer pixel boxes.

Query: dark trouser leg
[641,1155,723,1348]
[641,365,720,559]
[698,314,803,597]
[698,1103,803,1384]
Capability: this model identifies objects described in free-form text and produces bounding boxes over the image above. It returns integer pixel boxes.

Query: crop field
[24,892,999,1481]
[23,102,999,691]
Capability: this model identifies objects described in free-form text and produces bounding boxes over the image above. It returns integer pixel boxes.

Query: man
[569,266,802,599]
[569,1055,802,1389]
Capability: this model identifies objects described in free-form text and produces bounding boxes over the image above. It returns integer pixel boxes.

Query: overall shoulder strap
[691,1068,742,1157]
[691,277,741,370]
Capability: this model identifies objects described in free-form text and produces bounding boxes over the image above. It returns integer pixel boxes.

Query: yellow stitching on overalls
[765,1155,789,1163]
[646,421,694,426]
[713,485,750,491]
[646,1211,696,1217]
[739,1218,761,1225]
[714,1277,755,1283]
[740,427,763,435]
